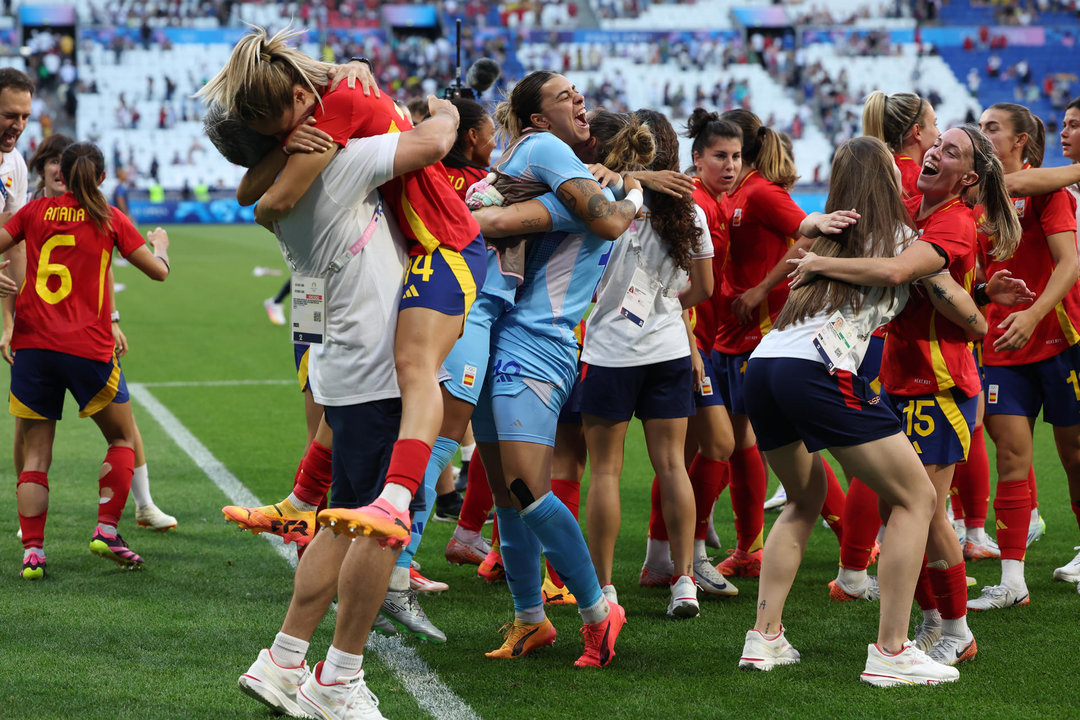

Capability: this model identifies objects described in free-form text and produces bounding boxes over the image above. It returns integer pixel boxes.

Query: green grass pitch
[1,224,1077,719]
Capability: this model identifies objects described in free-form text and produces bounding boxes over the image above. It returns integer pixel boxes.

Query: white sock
[515,604,546,624]
[941,616,970,639]
[97,523,117,535]
[580,594,611,625]
[875,525,885,544]
[693,539,707,562]
[388,564,410,592]
[838,567,867,589]
[1029,507,1040,524]
[379,483,413,513]
[644,538,672,568]
[23,548,44,561]
[270,632,309,668]
[965,526,987,544]
[453,526,481,544]
[320,645,363,684]
[1001,558,1026,590]
[460,443,475,463]
[923,608,942,626]
[286,492,317,513]
[130,464,152,508]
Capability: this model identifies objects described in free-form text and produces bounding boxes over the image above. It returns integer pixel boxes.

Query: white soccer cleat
[1027,512,1046,547]
[739,626,800,671]
[1053,546,1080,583]
[264,297,287,326]
[135,503,178,531]
[860,642,959,687]
[927,632,978,666]
[763,484,787,511]
[951,518,966,543]
[962,536,1000,561]
[829,574,880,602]
[297,663,386,720]
[967,583,1030,611]
[693,555,738,597]
[667,575,700,619]
[381,589,447,643]
[912,616,942,653]
[238,648,313,718]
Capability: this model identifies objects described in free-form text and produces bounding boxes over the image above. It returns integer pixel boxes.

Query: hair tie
[756,126,768,139]
[260,51,272,63]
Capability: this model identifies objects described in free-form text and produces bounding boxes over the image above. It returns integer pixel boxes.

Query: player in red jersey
[791,125,1025,667]
[442,98,495,201]
[641,109,739,596]
[707,109,845,578]
[199,27,487,548]
[1,142,171,578]
[969,103,1080,609]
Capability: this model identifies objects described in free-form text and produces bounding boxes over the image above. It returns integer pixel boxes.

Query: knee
[699,435,735,462]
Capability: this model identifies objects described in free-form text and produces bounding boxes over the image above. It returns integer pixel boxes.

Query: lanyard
[276,202,383,275]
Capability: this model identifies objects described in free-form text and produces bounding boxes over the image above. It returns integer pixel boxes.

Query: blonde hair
[196,25,329,125]
[960,125,1021,260]
[862,91,926,154]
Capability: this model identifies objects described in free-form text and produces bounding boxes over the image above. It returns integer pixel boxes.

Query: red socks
[928,563,969,620]
[648,475,669,541]
[384,439,431,496]
[994,479,1031,561]
[820,460,846,543]
[839,478,881,570]
[729,445,766,552]
[953,425,989,528]
[546,478,581,587]
[688,454,729,540]
[292,440,333,507]
[98,446,135,527]
[1027,465,1038,509]
[914,562,936,611]
[17,470,49,550]
[458,454,492,534]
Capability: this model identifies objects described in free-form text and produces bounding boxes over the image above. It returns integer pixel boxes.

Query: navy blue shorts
[858,334,890,399]
[712,349,753,415]
[324,399,410,510]
[558,366,584,425]
[984,342,1080,427]
[695,347,725,408]
[293,343,310,392]
[580,356,696,422]
[400,235,486,318]
[9,348,129,420]
[745,357,900,453]
[888,388,978,466]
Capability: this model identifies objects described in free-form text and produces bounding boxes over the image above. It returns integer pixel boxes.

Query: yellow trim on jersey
[438,247,478,318]
[98,249,109,314]
[79,358,122,418]
[1055,301,1080,346]
[758,300,773,337]
[401,190,441,254]
[936,390,972,461]
[927,312,956,392]
[9,392,47,420]
[297,346,310,392]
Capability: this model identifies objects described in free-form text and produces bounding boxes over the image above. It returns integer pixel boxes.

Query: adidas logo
[510,419,523,428]
[403,285,420,298]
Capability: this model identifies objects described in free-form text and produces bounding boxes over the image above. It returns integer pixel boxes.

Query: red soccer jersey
[978,188,1080,365]
[5,194,144,362]
[690,178,729,351]
[895,153,923,202]
[712,170,805,354]
[311,85,480,254]
[880,199,980,397]
[445,164,487,201]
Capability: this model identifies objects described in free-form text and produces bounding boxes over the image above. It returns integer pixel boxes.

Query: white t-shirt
[0,149,28,213]
[752,230,913,374]
[274,135,406,407]
[581,203,713,367]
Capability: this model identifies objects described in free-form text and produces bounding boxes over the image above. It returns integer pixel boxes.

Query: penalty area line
[137,379,295,388]
[128,383,480,720]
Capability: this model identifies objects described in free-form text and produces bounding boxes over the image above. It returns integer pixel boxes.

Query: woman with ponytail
[0,141,171,579]
[862,91,940,199]
[790,125,1030,668]
[442,98,496,200]
[199,26,486,548]
[969,102,1080,609]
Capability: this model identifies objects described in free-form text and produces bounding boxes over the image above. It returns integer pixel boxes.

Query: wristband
[625,188,643,212]
[348,56,374,72]
[155,256,170,272]
[281,143,292,156]
[973,282,990,307]
[110,310,120,323]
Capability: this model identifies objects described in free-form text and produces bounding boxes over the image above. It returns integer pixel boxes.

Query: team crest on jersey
[1013,198,1026,218]
[987,383,999,404]
[732,208,743,227]
[462,364,478,388]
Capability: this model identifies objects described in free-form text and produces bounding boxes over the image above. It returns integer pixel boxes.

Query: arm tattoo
[557,178,635,224]
[759,600,767,610]
[966,312,979,326]
[520,217,543,229]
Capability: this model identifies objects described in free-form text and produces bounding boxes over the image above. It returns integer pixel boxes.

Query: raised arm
[127,227,171,281]
[392,96,459,177]
[920,272,987,340]
[1005,165,1080,198]
[554,175,641,241]
[789,240,947,289]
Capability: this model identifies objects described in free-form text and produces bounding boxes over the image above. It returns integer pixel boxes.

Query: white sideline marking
[138,379,294,388]
[129,383,480,720]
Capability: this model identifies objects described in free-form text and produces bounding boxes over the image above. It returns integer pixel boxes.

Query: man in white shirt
[208,96,461,720]
[0,68,32,288]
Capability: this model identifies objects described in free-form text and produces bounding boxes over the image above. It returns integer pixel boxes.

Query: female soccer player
[968,102,1080,608]
[790,126,1025,667]
[3,142,171,578]
[198,27,486,547]
[740,135,980,686]
[579,108,715,617]
[641,109,740,595]
[443,97,496,200]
